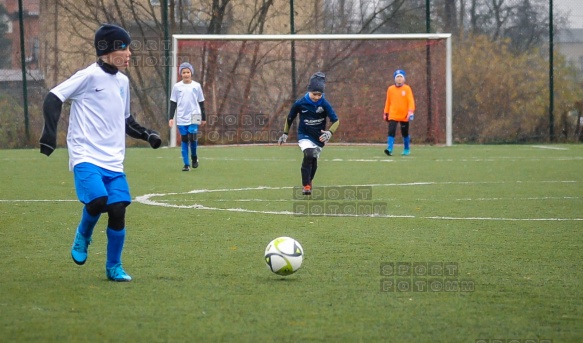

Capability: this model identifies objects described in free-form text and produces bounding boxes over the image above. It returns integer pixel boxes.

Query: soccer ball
[264,237,304,276]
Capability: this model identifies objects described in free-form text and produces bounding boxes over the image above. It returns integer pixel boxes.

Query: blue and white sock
[78,207,100,238]
[404,136,410,150]
[106,228,126,268]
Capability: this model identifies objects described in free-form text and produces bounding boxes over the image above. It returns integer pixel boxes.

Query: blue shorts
[178,124,198,136]
[73,163,131,205]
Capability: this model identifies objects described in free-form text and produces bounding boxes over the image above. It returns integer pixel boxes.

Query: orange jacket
[383,84,415,122]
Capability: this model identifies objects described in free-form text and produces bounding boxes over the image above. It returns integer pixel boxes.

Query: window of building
[1,15,11,33]
[32,38,39,62]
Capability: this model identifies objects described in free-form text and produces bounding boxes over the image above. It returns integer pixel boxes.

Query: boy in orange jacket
[383,69,415,156]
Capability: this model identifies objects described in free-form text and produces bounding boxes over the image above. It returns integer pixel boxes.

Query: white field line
[531,145,569,150]
[160,195,580,203]
[0,199,76,202]
[2,183,578,220]
[194,156,583,162]
[132,181,582,221]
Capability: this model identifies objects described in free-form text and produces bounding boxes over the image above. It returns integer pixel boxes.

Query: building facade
[557,28,583,77]
[0,0,40,69]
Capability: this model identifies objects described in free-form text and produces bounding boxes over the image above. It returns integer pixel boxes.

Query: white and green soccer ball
[264,237,304,276]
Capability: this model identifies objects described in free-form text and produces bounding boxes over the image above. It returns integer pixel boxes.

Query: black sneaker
[384,149,392,156]
[192,157,199,168]
[182,165,190,171]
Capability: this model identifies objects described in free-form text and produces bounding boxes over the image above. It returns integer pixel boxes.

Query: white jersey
[170,80,205,125]
[50,63,130,172]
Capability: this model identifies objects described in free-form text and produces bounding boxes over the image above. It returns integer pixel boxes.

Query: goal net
[171,34,452,147]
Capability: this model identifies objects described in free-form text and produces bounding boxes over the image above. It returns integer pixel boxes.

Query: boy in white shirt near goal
[168,62,206,171]
[39,24,161,282]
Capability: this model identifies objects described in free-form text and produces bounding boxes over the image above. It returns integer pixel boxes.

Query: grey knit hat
[307,72,326,93]
[179,62,194,75]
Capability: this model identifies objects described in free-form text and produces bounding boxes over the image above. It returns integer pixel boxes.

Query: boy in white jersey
[168,62,206,171]
[39,24,161,282]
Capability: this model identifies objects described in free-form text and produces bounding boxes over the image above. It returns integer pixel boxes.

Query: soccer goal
[170,34,452,147]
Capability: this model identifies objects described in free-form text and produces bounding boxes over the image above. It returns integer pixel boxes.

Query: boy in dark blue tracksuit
[278,72,340,195]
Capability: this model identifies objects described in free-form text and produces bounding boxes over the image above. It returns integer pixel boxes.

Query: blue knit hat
[179,62,194,75]
[393,69,406,80]
[94,24,131,57]
[307,72,326,93]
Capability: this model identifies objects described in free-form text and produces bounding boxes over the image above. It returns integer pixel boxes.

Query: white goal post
[170,33,452,147]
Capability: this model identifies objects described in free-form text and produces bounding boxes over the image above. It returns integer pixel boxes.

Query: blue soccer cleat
[106,264,132,282]
[71,231,92,265]
[401,149,410,156]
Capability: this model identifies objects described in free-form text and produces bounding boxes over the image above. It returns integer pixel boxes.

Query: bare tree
[444,0,457,34]
[24,0,579,148]
[42,0,297,142]
[323,0,425,34]
[456,0,564,53]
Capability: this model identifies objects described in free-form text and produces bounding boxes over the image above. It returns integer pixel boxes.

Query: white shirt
[50,63,130,172]
[170,80,205,125]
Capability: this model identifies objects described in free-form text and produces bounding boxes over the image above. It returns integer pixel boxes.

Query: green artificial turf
[0,144,581,342]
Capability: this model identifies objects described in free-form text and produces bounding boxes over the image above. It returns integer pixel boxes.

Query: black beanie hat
[94,24,131,57]
[307,72,326,93]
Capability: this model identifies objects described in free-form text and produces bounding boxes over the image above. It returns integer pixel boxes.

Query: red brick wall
[1,0,40,69]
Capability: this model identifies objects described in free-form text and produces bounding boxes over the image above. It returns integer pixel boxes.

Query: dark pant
[388,120,409,138]
[301,148,318,187]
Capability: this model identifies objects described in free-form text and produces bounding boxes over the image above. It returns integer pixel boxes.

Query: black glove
[145,130,161,149]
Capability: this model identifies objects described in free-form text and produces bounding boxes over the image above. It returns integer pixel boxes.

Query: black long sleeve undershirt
[169,101,177,120]
[39,92,63,156]
[199,101,206,121]
[126,114,162,148]
[126,114,150,140]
